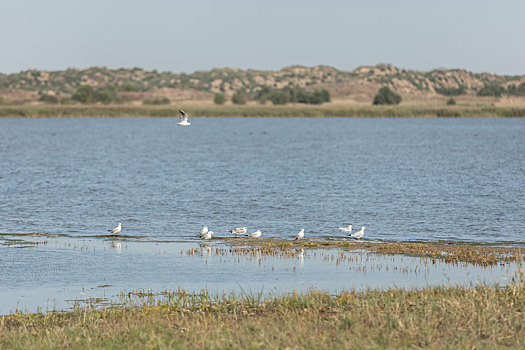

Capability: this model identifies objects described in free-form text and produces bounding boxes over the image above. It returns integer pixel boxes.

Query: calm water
[1,117,524,313]
[1,117,524,241]
[0,235,518,314]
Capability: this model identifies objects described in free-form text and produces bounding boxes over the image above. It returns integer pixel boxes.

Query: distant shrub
[446,98,456,105]
[0,96,4,105]
[143,97,171,105]
[435,86,466,96]
[232,92,246,105]
[259,86,330,105]
[270,90,289,105]
[373,86,402,105]
[94,85,119,104]
[477,85,504,97]
[38,94,59,104]
[72,85,95,104]
[60,97,74,104]
[254,86,273,103]
[214,92,226,105]
[319,88,331,103]
[71,85,121,104]
[506,82,525,96]
[310,89,328,105]
[119,82,141,92]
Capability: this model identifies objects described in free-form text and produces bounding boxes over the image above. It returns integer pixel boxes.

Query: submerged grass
[1,104,525,117]
[2,282,525,349]
[221,237,525,266]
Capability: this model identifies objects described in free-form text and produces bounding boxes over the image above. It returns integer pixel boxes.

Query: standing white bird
[350,226,366,239]
[177,109,191,126]
[108,223,122,235]
[230,227,248,236]
[198,226,209,238]
[339,224,352,233]
[295,228,305,240]
[245,229,262,238]
[201,231,213,240]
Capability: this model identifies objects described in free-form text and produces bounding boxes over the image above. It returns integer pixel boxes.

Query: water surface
[0,117,524,313]
[1,117,523,241]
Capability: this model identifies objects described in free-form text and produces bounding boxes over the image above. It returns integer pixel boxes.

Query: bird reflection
[109,240,122,253]
[297,248,305,267]
[199,242,212,256]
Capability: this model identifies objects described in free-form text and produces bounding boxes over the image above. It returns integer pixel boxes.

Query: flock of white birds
[196,225,365,240]
[107,110,368,242]
[106,223,366,240]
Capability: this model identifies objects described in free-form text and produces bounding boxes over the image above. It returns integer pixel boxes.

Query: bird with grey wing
[108,223,122,235]
[177,109,191,126]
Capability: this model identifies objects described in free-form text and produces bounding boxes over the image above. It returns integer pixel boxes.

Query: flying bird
[294,228,305,240]
[108,223,122,235]
[245,230,262,238]
[350,226,366,239]
[177,109,191,126]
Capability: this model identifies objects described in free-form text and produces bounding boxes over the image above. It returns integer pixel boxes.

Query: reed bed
[1,104,525,118]
[2,279,524,349]
[219,238,525,267]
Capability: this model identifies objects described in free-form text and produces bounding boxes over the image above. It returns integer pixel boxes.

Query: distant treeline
[435,82,525,97]
[213,86,330,106]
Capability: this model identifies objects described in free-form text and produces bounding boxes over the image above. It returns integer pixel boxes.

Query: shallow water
[0,234,518,314]
[0,117,524,313]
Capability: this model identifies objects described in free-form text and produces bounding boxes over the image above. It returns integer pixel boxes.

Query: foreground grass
[1,104,525,117]
[2,283,525,349]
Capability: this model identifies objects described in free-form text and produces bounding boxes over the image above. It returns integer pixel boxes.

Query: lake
[0,117,524,313]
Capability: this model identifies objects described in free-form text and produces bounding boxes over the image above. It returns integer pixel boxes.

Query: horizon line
[1,63,523,77]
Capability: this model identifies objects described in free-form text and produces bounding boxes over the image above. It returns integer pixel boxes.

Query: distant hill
[1,64,524,103]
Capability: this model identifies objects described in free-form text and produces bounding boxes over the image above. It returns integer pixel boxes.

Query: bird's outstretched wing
[179,109,188,122]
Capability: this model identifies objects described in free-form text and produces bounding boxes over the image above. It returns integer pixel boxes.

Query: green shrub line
[1,105,525,118]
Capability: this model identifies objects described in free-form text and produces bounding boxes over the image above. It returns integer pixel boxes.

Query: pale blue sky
[1,0,524,74]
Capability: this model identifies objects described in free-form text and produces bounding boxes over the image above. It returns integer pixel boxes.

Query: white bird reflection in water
[109,240,122,253]
[199,243,212,256]
[296,248,305,267]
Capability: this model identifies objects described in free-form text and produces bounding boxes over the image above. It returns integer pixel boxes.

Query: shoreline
[2,234,524,347]
[2,104,525,118]
[2,283,524,348]
[3,231,525,266]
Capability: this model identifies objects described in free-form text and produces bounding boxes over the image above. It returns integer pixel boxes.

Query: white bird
[230,227,247,236]
[350,226,366,239]
[245,229,262,238]
[198,226,209,238]
[201,231,213,240]
[294,228,305,240]
[339,224,352,233]
[108,223,122,235]
[177,109,191,126]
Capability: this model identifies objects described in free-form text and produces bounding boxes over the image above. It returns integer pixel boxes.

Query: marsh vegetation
[2,280,524,349]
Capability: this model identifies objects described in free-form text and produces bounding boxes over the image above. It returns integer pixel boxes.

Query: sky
[1,0,524,75]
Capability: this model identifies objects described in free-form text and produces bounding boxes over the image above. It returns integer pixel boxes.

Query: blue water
[1,117,524,314]
[1,117,523,241]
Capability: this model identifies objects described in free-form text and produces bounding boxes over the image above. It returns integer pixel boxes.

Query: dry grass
[1,281,524,349]
[1,104,525,118]
[218,237,525,267]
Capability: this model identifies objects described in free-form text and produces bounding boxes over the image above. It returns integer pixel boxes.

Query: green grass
[1,104,525,117]
[2,282,525,349]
